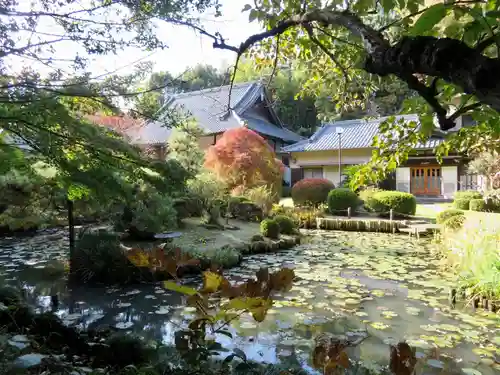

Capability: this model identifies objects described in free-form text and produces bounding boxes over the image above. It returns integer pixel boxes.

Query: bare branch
[268,35,281,87]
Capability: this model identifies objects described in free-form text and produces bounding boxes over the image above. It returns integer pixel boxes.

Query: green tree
[0,0,215,271]
[188,0,500,186]
[133,64,228,120]
[167,121,205,176]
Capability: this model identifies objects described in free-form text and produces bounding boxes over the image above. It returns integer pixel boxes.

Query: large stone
[230,202,263,222]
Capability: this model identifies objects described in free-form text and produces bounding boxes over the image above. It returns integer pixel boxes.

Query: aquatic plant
[439,219,500,301]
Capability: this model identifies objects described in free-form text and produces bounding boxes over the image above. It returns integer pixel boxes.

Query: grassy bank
[438,216,500,302]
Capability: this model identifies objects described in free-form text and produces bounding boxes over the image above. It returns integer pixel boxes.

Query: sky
[7,0,263,80]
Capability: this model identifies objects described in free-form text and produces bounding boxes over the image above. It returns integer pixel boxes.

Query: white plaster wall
[324,166,342,187]
[396,167,410,193]
[442,166,458,198]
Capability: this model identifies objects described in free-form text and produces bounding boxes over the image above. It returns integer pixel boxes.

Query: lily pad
[427,359,444,368]
[370,322,390,330]
[462,369,482,375]
[115,322,134,329]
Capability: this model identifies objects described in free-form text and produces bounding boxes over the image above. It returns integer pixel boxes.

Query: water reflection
[0,229,498,375]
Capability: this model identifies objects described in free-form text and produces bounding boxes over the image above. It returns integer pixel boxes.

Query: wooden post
[347,207,351,219]
[389,209,393,221]
[67,198,75,275]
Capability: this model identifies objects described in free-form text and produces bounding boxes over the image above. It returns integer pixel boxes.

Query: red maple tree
[204,127,284,195]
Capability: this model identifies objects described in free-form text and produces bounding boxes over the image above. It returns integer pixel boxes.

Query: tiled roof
[158,82,261,134]
[282,114,443,152]
[134,81,302,145]
[242,115,304,143]
[86,114,145,141]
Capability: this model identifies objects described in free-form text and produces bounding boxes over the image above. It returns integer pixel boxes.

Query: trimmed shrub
[370,191,417,216]
[443,215,466,231]
[359,187,384,212]
[274,215,297,235]
[436,209,465,224]
[454,198,470,210]
[291,178,335,206]
[470,199,488,212]
[327,188,359,214]
[260,218,280,239]
[454,190,483,200]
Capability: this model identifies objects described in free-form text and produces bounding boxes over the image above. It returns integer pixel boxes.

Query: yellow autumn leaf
[249,298,272,322]
[126,249,150,267]
[201,271,223,293]
[163,281,198,296]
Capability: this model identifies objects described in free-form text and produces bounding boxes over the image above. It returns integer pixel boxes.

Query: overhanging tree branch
[199,8,500,130]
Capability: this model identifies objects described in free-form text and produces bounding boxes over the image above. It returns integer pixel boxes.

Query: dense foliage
[218,0,500,188]
[453,191,483,210]
[469,198,488,212]
[440,220,500,300]
[443,215,466,231]
[366,191,417,216]
[167,121,205,176]
[260,218,280,239]
[273,215,297,235]
[327,188,359,214]
[358,187,384,212]
[453,198,471,210]
[436,209,465,225]
[291,178,335,206]
[205,128,283,198]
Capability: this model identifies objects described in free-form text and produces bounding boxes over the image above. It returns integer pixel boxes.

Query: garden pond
[0,228,498,375]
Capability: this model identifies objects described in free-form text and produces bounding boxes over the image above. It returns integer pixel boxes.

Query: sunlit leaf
[410,4,448,35]
[163,281,197,296]
[201,271,224,293]
[126,248,150,267]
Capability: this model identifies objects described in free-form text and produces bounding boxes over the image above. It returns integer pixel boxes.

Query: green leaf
[163,281,197,296]
[233,348,247,362]
[218,330,233,339]
[485,10,500,18]
[249,9,259,22]
[410,4,448,35]
[242,4,252,11]
[381,0,395,13]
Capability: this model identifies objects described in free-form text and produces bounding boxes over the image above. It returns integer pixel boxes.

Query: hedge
[436,209,465,224]
[273,215,296,235]
[359,187,384,212]
[470,199,487,212]
[454,190,483,200]
[369,191,417,216]
[291,178,335,206]
[453,198,470,210]
[443,215,466,231]
[260,219,280,239]
[327,188,359,214]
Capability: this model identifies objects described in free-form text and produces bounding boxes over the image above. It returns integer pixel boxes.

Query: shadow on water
[0,228,498,374]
